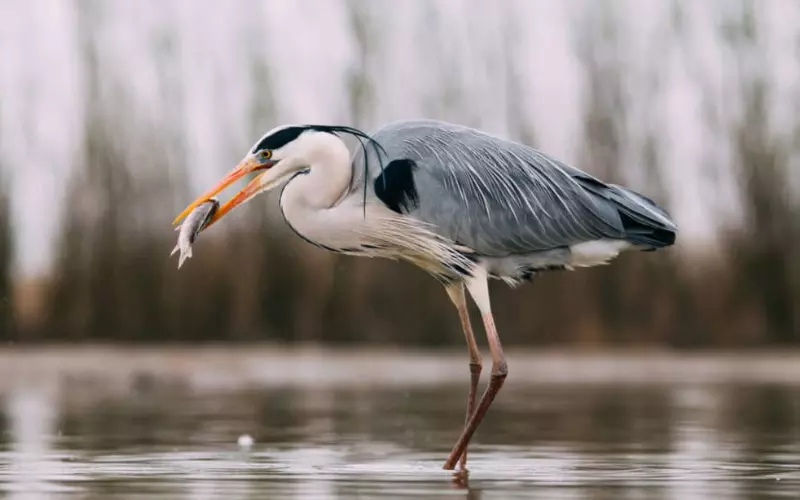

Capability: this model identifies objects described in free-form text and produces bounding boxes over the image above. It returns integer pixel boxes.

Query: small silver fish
[170,198,219,269]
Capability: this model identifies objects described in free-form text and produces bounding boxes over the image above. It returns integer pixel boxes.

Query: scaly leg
[445,283,483,470]
[443,269,507,470]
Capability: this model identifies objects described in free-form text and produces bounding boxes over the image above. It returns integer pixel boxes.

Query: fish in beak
[171,198,219,268]
[172,156,275,230]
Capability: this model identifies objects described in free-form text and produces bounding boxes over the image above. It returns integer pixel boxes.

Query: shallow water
[0,348,799,499]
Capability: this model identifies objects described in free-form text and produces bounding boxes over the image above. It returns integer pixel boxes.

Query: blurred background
[1,1,800,498]
[0,0,798,347]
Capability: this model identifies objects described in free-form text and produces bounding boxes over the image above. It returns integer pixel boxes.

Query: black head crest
[252,126,307,152]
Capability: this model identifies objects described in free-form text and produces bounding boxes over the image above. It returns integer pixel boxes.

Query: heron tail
[606,185,677,249]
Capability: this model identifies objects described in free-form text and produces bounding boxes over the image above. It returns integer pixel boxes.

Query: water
[0,348,799,499]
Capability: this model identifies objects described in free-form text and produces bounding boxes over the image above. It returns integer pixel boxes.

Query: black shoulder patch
[374,159,419,214]
[253,127,307,153]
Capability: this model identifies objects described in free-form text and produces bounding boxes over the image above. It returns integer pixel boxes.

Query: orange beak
[172,156,274,229]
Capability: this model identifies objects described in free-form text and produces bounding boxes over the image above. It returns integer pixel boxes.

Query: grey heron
[173,119,677,470]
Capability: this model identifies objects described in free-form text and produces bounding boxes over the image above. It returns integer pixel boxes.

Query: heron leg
[443,270,507,470]
[445,283,482,470]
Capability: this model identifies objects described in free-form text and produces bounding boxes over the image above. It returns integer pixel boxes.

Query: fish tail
[177,246,192,269]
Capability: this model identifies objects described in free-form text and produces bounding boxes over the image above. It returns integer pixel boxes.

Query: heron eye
[260,150,272,161]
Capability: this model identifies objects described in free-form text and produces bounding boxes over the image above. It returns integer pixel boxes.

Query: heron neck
[282,140,353,210]
[280,147,360,250]
[278,139,357,251]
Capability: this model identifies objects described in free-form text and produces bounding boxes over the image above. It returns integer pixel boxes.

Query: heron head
[172,125,340,229]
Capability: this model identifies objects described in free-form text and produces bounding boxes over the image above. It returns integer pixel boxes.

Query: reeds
[9,0,800,346]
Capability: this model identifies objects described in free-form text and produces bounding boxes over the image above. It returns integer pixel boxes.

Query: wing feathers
[359,119,676,256]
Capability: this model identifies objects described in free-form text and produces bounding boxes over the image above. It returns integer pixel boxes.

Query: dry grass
[6,1,800,346]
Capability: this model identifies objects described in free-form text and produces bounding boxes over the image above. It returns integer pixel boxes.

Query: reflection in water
[0,349,798,499]
[5,383,62,499]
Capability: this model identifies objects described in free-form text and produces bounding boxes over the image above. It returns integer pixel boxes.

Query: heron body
[280,119,675,282]
[173,118,677,471]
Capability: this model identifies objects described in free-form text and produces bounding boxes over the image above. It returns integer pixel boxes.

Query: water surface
[0,348,799,499]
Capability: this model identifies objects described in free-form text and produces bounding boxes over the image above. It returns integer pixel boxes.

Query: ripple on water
[1,351,800,498]
[1,445,798,498]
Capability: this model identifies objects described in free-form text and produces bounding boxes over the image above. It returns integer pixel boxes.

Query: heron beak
[172,157,274,227]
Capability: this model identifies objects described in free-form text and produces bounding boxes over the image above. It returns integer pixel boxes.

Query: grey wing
[355,119,676,256]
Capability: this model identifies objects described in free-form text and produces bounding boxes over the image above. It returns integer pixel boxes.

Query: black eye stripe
[252,124,386,156]
[252,127,307,153]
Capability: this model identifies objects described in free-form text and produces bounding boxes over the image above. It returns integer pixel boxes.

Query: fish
[170,198,219,269]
